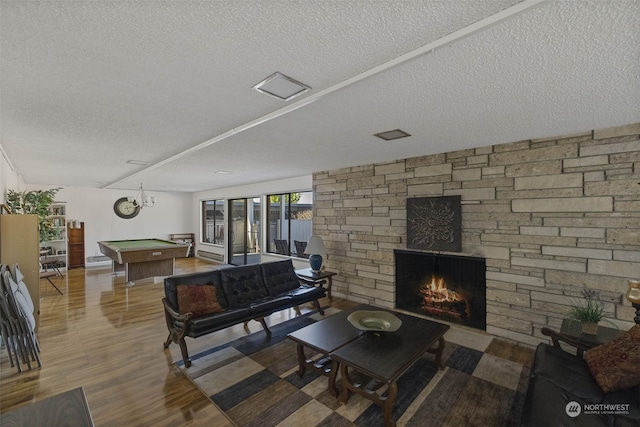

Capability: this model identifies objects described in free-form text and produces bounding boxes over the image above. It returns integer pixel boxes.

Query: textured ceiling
[1,0,639,192]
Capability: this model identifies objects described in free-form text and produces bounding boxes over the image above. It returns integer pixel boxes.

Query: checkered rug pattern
[176,309,531,427]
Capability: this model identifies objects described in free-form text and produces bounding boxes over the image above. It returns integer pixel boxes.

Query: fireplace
[395,250,486,331]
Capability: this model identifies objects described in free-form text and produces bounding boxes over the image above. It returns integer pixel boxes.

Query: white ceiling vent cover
[253,72,311,101]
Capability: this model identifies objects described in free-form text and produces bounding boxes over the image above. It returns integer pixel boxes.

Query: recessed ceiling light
[127,160,151,166]
[253,72,311,101]
[215,170,232,175]
[374,129,411,141]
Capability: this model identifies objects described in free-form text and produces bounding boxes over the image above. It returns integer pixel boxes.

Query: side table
[296,268,337,300]
[542,319,621,357]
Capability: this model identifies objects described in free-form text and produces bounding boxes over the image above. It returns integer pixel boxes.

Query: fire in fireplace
[420,274,468,323]
[395,250,486,331]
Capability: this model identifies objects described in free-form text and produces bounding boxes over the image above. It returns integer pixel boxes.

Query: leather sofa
[521,328,639,426]
[162,259,326,367]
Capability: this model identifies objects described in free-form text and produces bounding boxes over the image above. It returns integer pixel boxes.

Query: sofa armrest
[162,298,192,322]
[298,276,326,287]
[162,298,196,367]
[541,326,591,358]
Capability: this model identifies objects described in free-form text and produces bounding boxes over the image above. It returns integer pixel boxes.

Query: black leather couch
[521,329,639,426]
[162,259,326,367]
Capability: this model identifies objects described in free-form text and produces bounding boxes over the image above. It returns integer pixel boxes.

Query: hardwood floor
[0,258,352,426]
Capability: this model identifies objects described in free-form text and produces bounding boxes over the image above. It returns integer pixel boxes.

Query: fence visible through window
[267,191,313,257]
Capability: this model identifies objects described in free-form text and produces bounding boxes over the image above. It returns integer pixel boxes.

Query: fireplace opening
[395,250,486,331]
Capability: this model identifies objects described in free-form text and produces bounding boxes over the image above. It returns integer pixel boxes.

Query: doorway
[228,197,261,265]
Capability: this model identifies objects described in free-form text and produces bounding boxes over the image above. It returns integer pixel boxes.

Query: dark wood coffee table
[287,306,366,396]
[332,313,449,427]
[288,306,449,426]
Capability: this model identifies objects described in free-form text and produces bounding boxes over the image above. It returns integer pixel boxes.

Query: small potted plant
[567,287,604,335]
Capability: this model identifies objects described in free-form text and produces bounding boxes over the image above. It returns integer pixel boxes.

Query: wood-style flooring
[0,258,356,426]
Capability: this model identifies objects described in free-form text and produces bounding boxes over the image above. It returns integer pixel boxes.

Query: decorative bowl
[347,310,402,332]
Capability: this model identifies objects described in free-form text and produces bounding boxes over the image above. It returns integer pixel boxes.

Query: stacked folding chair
[0,264,41,372]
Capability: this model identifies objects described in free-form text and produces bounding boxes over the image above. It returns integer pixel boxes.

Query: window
[202,200,225,245]
[266,191,313,257]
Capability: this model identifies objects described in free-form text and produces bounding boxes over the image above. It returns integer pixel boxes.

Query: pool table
[97,238,190,283]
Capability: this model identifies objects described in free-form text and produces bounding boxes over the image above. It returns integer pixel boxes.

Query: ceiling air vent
[374,129,411,141]
[253,72,311,101]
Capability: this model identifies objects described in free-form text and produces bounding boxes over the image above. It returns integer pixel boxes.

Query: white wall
[26,185,192,264]
[0,150,21,205]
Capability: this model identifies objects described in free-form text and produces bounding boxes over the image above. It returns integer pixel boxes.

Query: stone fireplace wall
[312,122,640,346]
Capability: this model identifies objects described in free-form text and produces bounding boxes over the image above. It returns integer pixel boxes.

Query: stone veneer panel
[312,122,640,345]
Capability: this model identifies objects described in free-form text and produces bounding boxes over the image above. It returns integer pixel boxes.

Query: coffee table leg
[296,344,307,378]
[328,360,339,397]
[339,363,352,403]
[383,381,398,427]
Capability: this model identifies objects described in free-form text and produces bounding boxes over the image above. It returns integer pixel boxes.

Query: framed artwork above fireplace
[406,195,461,252]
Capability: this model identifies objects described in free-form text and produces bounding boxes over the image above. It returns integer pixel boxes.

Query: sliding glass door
[228,197,261,265]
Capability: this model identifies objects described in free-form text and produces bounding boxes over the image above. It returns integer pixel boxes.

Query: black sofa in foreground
[162,259,326,367]
[521,326,640,426]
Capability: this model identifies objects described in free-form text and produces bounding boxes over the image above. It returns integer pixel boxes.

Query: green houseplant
[5,188,61,244]
[567,287,605,334]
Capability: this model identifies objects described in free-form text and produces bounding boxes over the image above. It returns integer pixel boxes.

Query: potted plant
[5,188,61,244]
[567,287,605,335]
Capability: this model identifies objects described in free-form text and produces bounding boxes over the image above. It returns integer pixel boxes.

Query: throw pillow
[584,324,640,393]
[177,285,223,317]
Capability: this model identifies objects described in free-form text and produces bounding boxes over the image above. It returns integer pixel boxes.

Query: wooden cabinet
[0,214,40,330]
[68,222,85,268]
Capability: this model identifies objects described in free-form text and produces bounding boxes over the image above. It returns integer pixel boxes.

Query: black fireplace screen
[395,250,486,331]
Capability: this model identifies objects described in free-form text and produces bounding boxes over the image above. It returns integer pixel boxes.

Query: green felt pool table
[97,238,190,283]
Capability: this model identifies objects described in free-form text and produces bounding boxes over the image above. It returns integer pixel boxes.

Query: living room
[3,121,639,425]
[1,1,639,426]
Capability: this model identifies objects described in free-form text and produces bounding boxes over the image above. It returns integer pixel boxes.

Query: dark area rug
[176,310,532,427]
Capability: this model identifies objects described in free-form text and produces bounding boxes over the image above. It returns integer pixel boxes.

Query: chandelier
[128,183,155,208]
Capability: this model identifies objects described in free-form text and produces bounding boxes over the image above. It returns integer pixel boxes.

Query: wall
[25,185,192,266]
[0,150,21,205]
[313,122,640,346]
